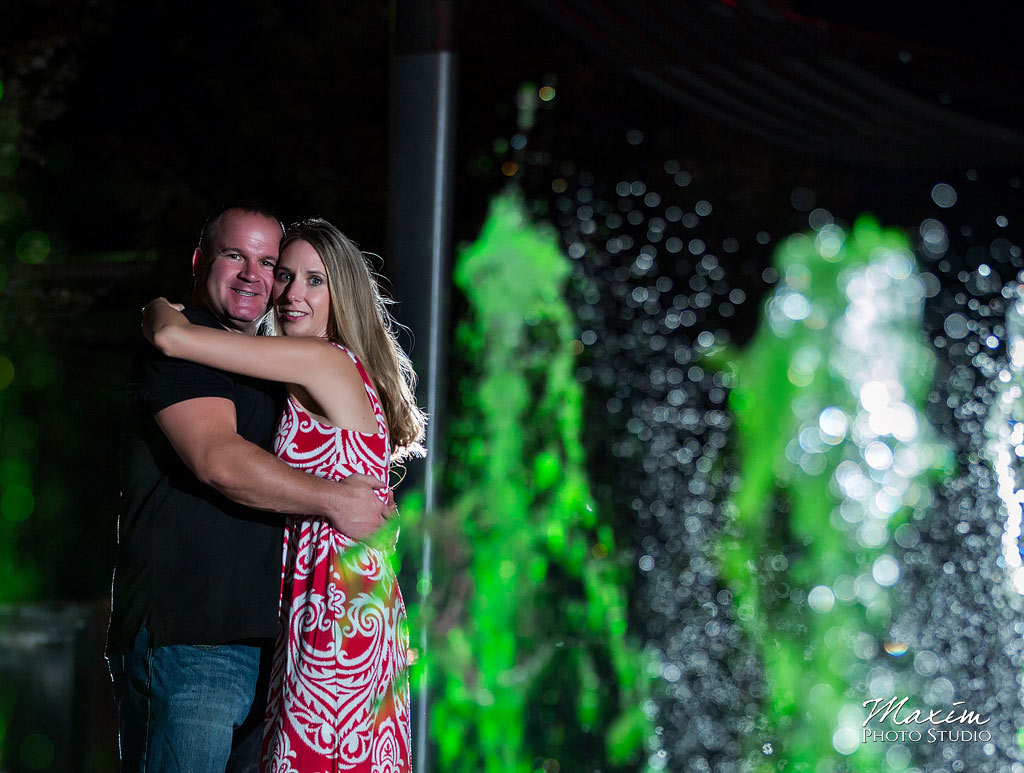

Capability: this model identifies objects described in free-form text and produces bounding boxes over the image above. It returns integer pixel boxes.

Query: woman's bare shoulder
[305,343,377,432]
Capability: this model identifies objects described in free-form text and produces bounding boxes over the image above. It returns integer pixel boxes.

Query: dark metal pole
[387,3,457,771]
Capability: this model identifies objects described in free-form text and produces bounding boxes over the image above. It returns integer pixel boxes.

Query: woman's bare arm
[144,298,377,432]
[144,299,333,386]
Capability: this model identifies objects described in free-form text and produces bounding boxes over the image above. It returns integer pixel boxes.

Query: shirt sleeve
[137,353,235,415]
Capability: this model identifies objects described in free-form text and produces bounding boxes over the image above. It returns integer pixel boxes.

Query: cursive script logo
[862,697,991,727]
[860,697,992,744]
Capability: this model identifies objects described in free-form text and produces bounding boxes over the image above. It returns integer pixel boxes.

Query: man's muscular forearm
[202,439,389,540]
[154,397,389,541]
[202,437,339,515]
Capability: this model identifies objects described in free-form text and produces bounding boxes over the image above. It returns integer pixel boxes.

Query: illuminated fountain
[541,156,1024,771]
[717,216,952,770]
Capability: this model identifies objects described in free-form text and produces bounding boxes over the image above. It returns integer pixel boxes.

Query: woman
[144,218,426,773]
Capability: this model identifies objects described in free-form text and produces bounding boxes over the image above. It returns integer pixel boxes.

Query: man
[107,205,391,772]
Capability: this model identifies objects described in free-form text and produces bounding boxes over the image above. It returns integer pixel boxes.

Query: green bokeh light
[1,485,34,522]
[20,732,55,770]
[16,230,49,264]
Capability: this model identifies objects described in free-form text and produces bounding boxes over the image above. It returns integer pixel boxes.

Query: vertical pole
[387,3,457,771]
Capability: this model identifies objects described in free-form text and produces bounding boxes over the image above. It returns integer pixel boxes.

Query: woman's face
[274,239,331,338]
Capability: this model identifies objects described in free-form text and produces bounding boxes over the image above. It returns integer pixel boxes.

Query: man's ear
[191,248,204,277]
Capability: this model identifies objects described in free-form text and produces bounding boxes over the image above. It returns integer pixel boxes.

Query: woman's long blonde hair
[274,218,426,461]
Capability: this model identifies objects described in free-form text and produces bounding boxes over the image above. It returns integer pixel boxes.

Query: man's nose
[238,259,260,281]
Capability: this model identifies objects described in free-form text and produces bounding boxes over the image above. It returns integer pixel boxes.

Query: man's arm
[154,396,390,540]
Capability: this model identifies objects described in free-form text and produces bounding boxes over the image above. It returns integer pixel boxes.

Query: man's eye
[261,260,277,269]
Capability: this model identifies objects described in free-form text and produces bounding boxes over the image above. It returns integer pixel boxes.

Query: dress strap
[331,343,387,436]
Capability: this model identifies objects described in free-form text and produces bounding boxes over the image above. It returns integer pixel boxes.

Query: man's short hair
[197,203,285,259]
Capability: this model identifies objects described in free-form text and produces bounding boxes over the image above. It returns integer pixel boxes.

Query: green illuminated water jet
[715,217,952,770]
[402,189,651,772]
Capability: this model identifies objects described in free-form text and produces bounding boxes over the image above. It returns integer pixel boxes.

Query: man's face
[194,210,281,334]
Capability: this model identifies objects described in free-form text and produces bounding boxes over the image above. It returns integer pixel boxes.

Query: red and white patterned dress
[262,344,410,773]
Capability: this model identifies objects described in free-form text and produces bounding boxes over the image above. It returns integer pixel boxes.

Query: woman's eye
[310,277,323,286]
[276,272,292,282]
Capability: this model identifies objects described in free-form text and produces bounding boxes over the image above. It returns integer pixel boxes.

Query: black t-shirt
[107,305,285,652]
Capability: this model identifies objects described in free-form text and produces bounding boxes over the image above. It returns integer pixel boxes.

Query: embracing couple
[106,205,425,773]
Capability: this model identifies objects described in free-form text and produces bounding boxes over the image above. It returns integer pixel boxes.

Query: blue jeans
[108,624,268,773]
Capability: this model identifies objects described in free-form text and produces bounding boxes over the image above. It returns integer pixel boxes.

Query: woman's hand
[142,297,187,347]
